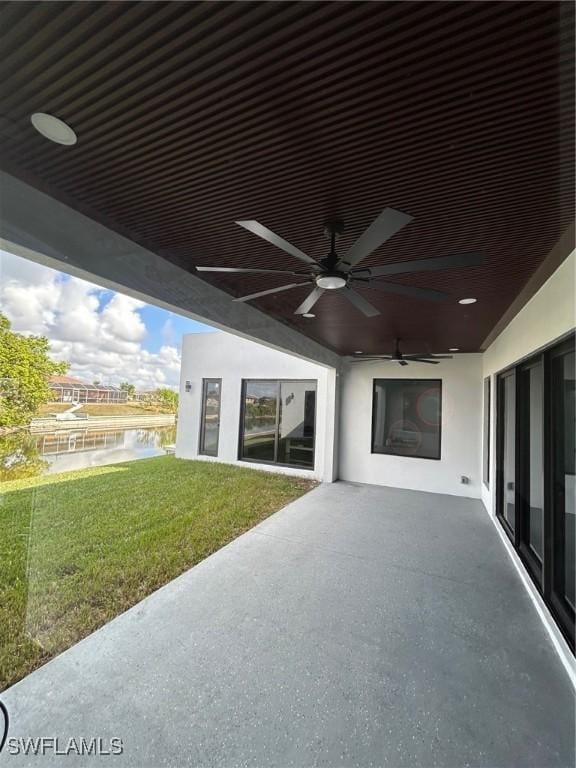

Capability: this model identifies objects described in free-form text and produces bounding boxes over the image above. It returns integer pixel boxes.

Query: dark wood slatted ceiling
[1,1,573,356]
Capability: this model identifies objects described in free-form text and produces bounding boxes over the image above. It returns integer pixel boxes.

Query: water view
[0,425,177,481]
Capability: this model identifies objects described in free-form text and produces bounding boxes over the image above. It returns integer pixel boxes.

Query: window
[497,370,516,535]
[371,379,442,460]
[518,358,544,582]
[496,333,575,649]
[239,380,316,469]
[550,340,575,642]
[482,376,491,487]
[199,379,221,456]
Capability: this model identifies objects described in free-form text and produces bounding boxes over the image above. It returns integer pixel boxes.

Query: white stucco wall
[481,250,576,515]
[176,331,337,481]
[338,355,483,498]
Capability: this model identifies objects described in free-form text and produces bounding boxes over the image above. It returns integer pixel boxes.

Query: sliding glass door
[241,381,278,463]
[239,380,317,469]
[497,369,516,537]
[518,358,544,584]
[550,340,575,637]
[277,381,316,468]
[496,333,575,648]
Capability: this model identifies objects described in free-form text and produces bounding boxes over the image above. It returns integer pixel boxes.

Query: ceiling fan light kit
[196,208,485,319]
[316,273,347,290]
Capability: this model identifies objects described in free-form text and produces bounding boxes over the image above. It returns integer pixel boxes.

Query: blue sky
[139,303,213,353]
[0,249,215,390]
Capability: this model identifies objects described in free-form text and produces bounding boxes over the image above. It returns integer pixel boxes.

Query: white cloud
[0,250,183,391]
[160,317,175,347]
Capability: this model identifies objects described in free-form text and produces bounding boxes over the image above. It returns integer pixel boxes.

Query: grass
[0,456,315,690]
[37,402,175,416]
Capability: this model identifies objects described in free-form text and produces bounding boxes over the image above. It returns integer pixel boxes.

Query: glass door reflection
[518,359,544,583]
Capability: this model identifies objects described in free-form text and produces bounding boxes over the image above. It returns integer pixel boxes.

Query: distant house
[48,375,128,404]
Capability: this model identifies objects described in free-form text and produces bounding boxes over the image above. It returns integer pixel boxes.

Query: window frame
[482,376,491,488]
[198,378,222,457]
[496,367,517,544]
[370,378,442,461]
[238,378,317,470]
[517,355,545,587]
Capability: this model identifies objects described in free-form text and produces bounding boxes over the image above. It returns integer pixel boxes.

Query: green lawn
[0,456,315,690]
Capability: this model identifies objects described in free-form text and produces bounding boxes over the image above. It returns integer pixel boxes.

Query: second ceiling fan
[350,338,453,366]
[196,208,484,318]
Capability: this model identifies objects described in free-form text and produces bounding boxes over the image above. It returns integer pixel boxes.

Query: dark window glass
[277,382,316,469]
[522,362,544,562]
[240,381,277,463]
[371,379,441,460]
[552,347,575,614]
[199,379,221,456]
[483,377,491,487]
[240,380,316,469]
[500,372,516,532]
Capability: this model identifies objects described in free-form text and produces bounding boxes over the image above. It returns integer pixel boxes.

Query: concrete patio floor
[2,482,574,767]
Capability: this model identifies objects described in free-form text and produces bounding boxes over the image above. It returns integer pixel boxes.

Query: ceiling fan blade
[407,358,439,364]
[197,266,307,276]
[340,287,381,317]
[233,282,313,303]
[350,356,393,361]
[236,220,317,265]
[339,208,413,269]
[294,286,325,315]
[353,252,485,277]
[359,279,448,302]
[403,354,453,359]
[349,359,393,364]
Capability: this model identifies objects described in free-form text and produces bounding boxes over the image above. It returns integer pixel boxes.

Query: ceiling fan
[196,209,484,318]
[350,338,453,366]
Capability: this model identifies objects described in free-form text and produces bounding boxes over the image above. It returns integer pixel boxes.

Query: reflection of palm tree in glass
[243,387,278,462]
[246,398,276,436]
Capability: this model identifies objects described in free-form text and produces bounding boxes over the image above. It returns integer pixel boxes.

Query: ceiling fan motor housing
[323,220,345,239]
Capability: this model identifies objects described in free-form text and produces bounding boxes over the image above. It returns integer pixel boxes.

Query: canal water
[0,425,177,481]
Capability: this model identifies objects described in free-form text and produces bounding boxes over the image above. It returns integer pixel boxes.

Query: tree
[92,379,101,387]
[0,313,69,427]
[154,387,179,412]
[120,382,136,397]
[0,431,48,481]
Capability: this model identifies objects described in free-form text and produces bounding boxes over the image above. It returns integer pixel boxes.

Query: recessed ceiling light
[449,348,459,352]
[458,297,477,305]
[31,113,77,145]
[302,313,315,318]
[354,351,363,354]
